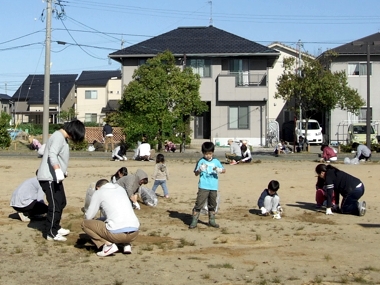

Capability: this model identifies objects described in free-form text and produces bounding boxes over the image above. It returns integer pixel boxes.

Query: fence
[85,127,125,143]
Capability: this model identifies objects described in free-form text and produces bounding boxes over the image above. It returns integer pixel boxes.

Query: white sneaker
[277,206,284,215]
[18,212,30,222]
[58,228,70,236]
[123,244,132,254]
[97,243,118,257]
[272,211,281,220]
[47,234,67,242]
[358,201,366,216]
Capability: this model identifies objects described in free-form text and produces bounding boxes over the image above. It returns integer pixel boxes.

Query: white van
[295,119,323,145]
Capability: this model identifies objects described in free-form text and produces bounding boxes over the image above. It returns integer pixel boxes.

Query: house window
[348,63,372,76]
[85,90,97,99]
[189,59,211,77]
[229,106,249,129]
[359,107,372,121]
[138,59,147,66]
[85,113,97,123]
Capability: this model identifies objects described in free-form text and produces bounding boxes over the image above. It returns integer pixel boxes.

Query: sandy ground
[1,155,380,285]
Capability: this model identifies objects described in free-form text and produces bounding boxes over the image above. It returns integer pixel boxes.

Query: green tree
[58,107,76,123]
[0,112,11,148]
[275,57,364,140]
[118,50,208,151]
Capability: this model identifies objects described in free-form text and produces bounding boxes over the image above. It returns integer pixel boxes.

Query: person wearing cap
[225,139,242,165]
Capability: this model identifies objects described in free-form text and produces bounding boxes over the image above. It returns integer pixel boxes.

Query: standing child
[189,142,226,229]
[257,180,282,219]
[152,154,170,198]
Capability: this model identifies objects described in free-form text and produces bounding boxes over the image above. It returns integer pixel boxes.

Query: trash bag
[87,145,95,152]
[350,158,359,165]
[139,186,158,207]
[200,192,220,215]
[344,157,351,164]
[82,182,106,218]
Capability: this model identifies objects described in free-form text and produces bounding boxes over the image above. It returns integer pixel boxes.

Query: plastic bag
[200,192,220,215]
[139,186,158,207]
[350,158,359,165]
[87,145,95,152]
[344,157,351,164]
[83,182,96,213]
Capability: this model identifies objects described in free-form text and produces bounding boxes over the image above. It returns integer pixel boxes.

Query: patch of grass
[353,274,368,283]
[272,276,281,283]
[296,226,304,231]
[140,244,154,251]
[221,228,229,234]
[339,275,349,284]
[178,238,195,248]
[14,247,23,254]
[201,273,210,279]
[208,263,234,269]
[362,266,380,272]
[256,234,261,241]
[287,276,300,281]
[148,230,161,237]
[313,275,323,283]
[272,267,279,273]
[324,254,331,261]
[113,279,123,285]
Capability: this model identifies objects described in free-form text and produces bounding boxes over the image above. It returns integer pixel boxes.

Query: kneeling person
[82,179,140,257]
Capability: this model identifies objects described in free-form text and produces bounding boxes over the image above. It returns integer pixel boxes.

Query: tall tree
[275,56,364,140]
[118,50,208,151]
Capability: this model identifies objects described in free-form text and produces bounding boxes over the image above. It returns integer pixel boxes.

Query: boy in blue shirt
[189,142,226,229]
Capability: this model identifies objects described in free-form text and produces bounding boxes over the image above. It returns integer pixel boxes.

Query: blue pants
[152,180,169,196]
[341,184,365,215]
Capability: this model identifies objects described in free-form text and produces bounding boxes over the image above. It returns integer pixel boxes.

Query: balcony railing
[221,71,267,87]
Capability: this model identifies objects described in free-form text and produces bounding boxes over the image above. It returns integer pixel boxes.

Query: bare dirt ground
[1,155,380,285]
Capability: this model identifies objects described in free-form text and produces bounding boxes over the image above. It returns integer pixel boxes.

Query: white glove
[55,169,65,183]
[260,207,267,215]
[199,163,207,172]
[326,208,333,215]
[64,171,68,178]
[123,156,128,161]
[133,202,141,210]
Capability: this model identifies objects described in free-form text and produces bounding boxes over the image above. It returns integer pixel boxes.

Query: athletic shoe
[18,212,30,222]
[58,228,70,236]
[230,161,237,165]
[97,243,118,257]
[358,201,366,216]
[277,206,284,215]
[164,195,170,198]
[123,244,132,254]
[47,234,67,242]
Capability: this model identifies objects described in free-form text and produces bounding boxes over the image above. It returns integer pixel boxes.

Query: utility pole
[42,0,52,144]
[208,1,213,26]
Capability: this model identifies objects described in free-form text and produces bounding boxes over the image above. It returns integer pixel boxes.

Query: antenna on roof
[208,1,213,26]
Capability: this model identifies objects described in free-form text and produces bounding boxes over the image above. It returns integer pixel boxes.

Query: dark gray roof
[109,26,279,59]
[0,93,12,100]
[76,70,121,87]
[12,74,77,105]
[101,99,120,113]
[328,32,380,55]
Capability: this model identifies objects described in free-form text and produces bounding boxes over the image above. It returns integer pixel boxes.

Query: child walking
[152,154,170,198]
[257,180,282,219]
[189,142,226,229]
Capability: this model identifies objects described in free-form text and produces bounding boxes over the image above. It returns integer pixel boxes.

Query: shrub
[69,139,88,151]
[0,113,11,148]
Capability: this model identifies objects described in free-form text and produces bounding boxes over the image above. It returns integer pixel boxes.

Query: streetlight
[352,41,374,149]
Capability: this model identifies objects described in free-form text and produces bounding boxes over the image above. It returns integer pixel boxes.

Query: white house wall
[329,60,380,144]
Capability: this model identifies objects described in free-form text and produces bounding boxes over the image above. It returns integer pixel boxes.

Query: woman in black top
[315,164,366,216]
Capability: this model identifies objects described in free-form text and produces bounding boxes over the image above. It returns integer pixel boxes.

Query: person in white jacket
[81,179,140,257]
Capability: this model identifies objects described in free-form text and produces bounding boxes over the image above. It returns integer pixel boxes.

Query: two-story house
[0,93,12,116]
[76,70,121,124]
[267,42,315,140]
[320,32,380,145]
[12,74,77,124]
[109,25,279,146]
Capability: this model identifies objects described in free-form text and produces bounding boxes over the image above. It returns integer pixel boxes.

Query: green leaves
[116,51,208,151]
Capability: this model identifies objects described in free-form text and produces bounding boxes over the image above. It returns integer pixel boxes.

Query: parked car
[295,119,323,145]
[347,123,378,145]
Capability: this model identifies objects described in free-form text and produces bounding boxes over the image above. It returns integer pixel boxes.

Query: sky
[1,0,380,96]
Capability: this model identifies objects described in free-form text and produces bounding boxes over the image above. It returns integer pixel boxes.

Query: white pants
[263,195,280,212]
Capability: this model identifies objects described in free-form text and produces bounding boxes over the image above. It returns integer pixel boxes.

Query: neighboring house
[267,42,315,140]
[0,93,12,116]
[76,70,121,124]
[12,74,77,124]
[320,32,380,145]
[109,25,280,146]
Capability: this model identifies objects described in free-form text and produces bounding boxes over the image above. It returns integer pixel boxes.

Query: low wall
[85,127,124,143]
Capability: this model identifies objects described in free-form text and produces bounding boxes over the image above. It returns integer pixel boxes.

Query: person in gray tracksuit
[37,120,85,241]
